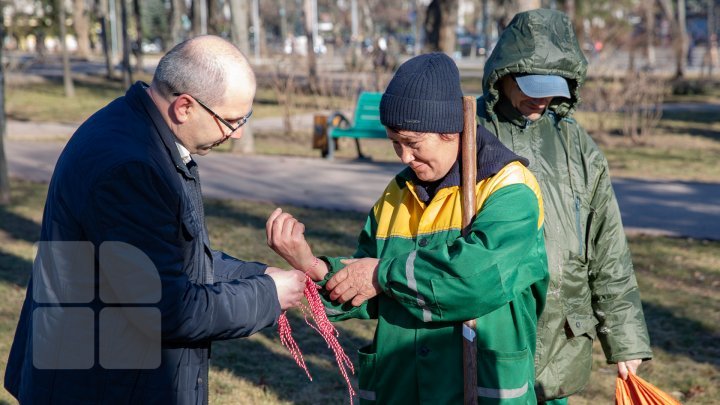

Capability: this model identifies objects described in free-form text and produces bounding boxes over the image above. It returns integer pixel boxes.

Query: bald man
[5,35,306,404]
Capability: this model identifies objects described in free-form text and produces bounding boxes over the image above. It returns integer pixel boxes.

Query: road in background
[6,138,720,241]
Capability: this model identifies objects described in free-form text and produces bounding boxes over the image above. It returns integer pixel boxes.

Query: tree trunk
[482,0,491,56]
[169,0,185,48]
[208,0,224,35]
[191,0,208,36]
[133,0,144,73]
[645,1,656,66]
[628,36,637,72]
[676,0,687,78]
[280,0,288,41]
[414,0,424,55]
[120,0,133,87]
[58,0,76,97]
[229,0,251,53]
[96,0,115,78]
[228,0,254,154]
[0,24,10,205]
[74,0,91,59]
[252,0,261,59]
[704,0,718,76]
[303,0,318,89]
[360,0,374,40]
[561,0,584,47]
[516,0,540,12]
[424,0,458,54]
[658,0,687,78]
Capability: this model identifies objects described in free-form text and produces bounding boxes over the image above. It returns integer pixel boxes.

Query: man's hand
[325,258,381,306]
[266,268,306,310]
[617,359,643,380]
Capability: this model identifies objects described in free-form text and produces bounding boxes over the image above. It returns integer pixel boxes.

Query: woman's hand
[617,359,643,380]
[266,208,327,280]
[325,258,381,306]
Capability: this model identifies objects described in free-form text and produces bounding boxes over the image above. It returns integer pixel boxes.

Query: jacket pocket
[566,313,599,340]
[477,347,535,403]
[181,209,201,239]
[357,344,377,403]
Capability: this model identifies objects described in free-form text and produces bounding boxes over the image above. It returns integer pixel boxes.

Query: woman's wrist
[304,256,329,281]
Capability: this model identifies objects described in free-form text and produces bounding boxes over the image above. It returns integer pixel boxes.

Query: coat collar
[398,127,528,204]
[128,81,194,178]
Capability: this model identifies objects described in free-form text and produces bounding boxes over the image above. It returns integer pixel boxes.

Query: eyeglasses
[173,92,252,134]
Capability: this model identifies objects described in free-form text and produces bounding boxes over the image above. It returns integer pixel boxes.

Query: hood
[481,9,588,118]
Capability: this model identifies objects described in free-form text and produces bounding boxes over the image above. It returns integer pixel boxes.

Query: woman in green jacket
[477,9,653,404]
[267,53,549,404]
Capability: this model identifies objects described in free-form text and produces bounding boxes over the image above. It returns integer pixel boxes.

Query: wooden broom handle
[461,96,478,405]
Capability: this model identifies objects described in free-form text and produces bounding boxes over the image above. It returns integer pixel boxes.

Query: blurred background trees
[1,0,716,74]
[0,0,718,155]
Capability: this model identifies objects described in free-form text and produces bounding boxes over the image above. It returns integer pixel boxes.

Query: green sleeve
[376,184,547,323]
[316,210,380,321]
[587,159,653,363]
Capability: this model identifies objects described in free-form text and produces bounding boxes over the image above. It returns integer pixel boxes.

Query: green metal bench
[324,92,387,160]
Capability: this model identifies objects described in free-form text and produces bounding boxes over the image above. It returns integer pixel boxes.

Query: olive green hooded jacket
[476,9,652,400]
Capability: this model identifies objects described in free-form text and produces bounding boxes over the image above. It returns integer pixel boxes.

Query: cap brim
[515,75,571,99]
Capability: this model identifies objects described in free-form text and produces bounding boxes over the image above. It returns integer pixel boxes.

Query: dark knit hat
[380,53,464,133]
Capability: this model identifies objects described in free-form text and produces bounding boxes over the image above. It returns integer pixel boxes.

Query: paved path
[6,137,720,241]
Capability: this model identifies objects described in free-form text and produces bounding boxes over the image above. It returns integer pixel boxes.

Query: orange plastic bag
[615,373,682,405]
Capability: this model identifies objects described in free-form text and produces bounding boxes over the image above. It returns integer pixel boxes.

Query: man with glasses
[476,9,652,404]
[5,35,306,404]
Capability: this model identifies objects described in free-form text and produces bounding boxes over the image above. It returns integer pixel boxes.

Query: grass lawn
[5,76,319,125]
[1,179,718,404]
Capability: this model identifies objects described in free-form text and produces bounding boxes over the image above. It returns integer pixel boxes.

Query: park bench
[314,91,388,160]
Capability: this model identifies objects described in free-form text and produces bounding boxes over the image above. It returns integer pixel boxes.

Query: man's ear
[170,94,194,124]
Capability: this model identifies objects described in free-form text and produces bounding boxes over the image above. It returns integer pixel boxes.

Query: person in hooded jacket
[476,9,653,404]
[267,52,549,404]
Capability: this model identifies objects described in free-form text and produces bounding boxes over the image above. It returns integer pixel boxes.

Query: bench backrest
[351,92,384,130]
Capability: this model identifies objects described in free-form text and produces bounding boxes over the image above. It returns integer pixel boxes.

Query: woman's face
[500,75,554,121]
[386,128,460,182]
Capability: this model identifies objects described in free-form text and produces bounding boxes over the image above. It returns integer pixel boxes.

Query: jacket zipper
[575,196,583,257]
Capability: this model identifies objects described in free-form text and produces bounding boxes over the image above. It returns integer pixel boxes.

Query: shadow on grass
[0,198,40,287]
[0,251,33,287]
[658,109,720,142]
[643,301,720,368]
[40,75,124,92]
[659,123,720,142]
[0,205,42,244]
[213,309,372,404]
[662,109,720,125]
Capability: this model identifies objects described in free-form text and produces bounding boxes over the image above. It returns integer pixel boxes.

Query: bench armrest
[327,112,351,129]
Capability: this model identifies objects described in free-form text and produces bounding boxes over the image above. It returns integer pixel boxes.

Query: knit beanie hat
[380,53,464,133]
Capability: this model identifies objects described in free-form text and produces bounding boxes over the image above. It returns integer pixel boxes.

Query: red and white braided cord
[278,278,356,404]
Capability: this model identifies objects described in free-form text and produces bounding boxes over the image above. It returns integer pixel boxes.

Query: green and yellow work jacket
[319,130,549,404]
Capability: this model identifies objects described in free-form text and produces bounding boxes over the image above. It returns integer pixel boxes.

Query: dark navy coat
[5,82,281,404]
